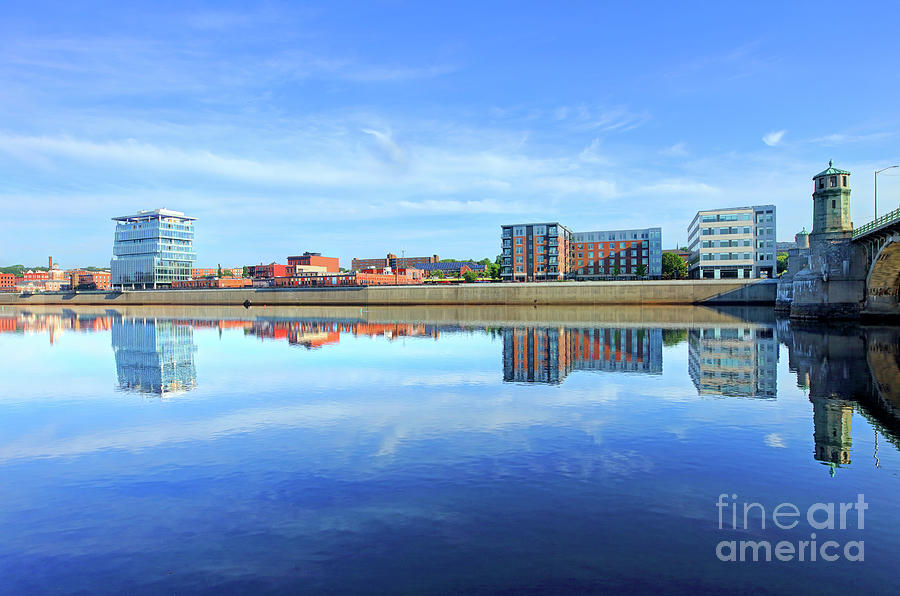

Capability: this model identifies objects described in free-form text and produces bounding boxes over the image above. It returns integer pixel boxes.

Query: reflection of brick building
[245,320,439,348]
[502,326,662,384]
[688,326,778,397]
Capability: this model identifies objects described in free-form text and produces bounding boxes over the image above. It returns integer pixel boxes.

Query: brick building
[500,223,572,281]
[191,267,243,279]
[351,253,439,272]
[248,263,290,279]
[572,227,662,279]
[287,252,339,272]
[273,267,424,288]
[501,223,663,281]
[417,261,487,277]
[0,273,14,291]
[173,278,251,289]
[23,270,50,281]
[73,271,111,290]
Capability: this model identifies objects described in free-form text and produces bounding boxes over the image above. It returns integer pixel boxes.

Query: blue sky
[1,1,899,268]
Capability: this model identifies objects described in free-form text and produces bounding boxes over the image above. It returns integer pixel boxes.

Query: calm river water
[1,304,899,594]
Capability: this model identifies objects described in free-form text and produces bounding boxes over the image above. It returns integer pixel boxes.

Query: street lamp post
[875,165,899,218]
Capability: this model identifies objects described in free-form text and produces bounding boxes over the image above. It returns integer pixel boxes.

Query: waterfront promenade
[0,279,775,307]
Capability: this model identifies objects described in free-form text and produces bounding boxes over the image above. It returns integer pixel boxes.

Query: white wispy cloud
[762,130,786,146]
[660,142,688,157]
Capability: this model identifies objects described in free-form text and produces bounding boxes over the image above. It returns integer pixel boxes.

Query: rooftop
[814,160,851,178]
[112,208,196,222]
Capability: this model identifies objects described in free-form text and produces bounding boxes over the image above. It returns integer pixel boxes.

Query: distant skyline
[2,1,900,268]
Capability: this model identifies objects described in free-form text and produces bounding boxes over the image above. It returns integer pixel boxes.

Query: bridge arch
[865,237,900,313]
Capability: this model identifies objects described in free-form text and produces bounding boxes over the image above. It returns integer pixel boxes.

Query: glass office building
[110,209,196,289]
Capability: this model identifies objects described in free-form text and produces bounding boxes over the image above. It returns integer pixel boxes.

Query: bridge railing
[853,207,900,239]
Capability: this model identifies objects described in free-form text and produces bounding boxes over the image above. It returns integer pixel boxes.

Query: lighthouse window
[818,178,824,189]
[832,200,836,209]
[843,175,848,186]
[829,176,837,187]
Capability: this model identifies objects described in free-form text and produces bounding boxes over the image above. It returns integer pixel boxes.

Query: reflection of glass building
[688,326,777,397]
[112,317,197,395]
[503,327,662,384]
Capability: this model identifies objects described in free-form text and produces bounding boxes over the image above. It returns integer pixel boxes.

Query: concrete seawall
[0,279,776,307]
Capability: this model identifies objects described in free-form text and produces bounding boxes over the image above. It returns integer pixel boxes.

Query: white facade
[687,205,776,279]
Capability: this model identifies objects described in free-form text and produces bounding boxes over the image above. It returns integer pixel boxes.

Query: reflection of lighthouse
[112,317,197,395]
[810,395,853,475]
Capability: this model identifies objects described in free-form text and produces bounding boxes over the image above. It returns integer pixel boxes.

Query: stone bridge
[779,162,900,319]
[852,207,900,315]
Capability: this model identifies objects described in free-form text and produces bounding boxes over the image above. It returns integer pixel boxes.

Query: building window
[830,176,837,187]
[832,200,836,209]
[843,175,848,186]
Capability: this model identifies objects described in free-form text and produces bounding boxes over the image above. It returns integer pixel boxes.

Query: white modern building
[110,208,196,289]
[687,205,776,279]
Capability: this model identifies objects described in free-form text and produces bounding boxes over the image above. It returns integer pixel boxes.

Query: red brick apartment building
[500,223,572,281]
[287,252,339,272]
[501,224,663,280]
[351,253,439,271]
[0,273,15,291]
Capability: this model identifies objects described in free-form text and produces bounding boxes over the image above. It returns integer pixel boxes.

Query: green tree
[221,269,234,278]
[613,264,621,276]
[777,252,789,275]
[662,252,688,279]
[463,270,478,283]
[662,329,688,347]
[0,265,25,275]
[217,264,223,277]
[635,264,648,278]
[242,266,250,278]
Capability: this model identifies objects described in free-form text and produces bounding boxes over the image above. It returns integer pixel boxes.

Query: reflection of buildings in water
[688,326,778,397]
[503,327,662,384]
[112,317,197,395]
[244,320,439,348]
[0,310,112,343]
[810,396,853,474]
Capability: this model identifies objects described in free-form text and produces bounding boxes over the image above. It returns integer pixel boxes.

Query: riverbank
[0,279,776,307]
